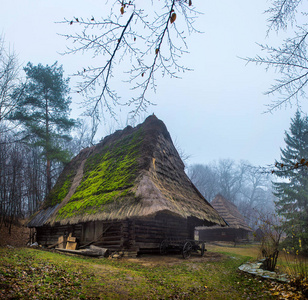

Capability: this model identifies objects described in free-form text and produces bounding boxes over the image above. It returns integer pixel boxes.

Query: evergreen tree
[273,111,308,253]
[10,62,75,194]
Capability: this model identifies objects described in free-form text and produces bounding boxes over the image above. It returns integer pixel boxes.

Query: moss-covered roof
[28,115,226,227]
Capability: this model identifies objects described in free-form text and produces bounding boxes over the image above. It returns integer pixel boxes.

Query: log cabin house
[27,115,226,254]
[196,194,251,242]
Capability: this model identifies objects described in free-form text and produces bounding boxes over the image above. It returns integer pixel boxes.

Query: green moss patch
[44,170,76,208]
[56,129,143,220]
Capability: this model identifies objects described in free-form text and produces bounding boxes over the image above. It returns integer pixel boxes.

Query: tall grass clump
[282,237,308,297]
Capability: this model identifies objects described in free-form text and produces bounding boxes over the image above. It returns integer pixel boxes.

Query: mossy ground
[0,246,278,299]
[56,129,143,220]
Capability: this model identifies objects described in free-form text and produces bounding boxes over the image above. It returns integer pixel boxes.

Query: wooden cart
[159,238,206,259]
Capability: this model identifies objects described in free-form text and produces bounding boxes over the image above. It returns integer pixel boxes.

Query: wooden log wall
[89,221,126,251]
[79,216,191,252]
[187,216,207,240]
[197,227,249,242]
[36,224,82,246]
[133,214,189,251]
[35,221,128,250]
[36,214,207,254]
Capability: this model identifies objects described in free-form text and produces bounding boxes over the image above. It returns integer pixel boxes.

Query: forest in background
[187,160,275,230]
[0,39,92,230]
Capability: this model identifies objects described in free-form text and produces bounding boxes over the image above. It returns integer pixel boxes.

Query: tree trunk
[45,96,51,194]
[46,159,51,193]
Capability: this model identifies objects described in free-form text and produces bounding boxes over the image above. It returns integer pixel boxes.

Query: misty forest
[1,0,308,299]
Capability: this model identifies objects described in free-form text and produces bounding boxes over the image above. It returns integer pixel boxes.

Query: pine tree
[273,111,308,253]
[10,62,75,194]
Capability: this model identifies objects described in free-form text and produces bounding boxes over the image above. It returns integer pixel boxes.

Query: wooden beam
[79,225,111,249]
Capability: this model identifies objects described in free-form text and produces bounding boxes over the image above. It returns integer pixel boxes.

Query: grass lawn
[206,242,261,259]
[0,244,278,299]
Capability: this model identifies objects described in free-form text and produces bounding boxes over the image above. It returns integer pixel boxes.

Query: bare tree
[256,211,285,271]
[59,0,199,132]
[215,159,245,204]
[0,129,70,226]
[188,160,243,203]
[188,160,276,229]
[0,36,20,133]
[67,118,94,156]
[23,145,47,215]
[244,0,308,111]
[0,132,25,232]
[187,164,219,201]
[238,164,275,228]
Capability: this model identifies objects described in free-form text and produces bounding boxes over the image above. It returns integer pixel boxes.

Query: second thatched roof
[211,194,251,231]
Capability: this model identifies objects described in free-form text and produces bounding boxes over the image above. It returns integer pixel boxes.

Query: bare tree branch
[243,2,308,112]
[58,0,200,135]
[0,36,20,133]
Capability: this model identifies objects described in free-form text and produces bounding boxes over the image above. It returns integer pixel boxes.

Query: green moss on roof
[56,128,143,220]
[44,170,76,208]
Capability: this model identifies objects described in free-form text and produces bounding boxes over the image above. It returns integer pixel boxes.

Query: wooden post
[66,233,77,250]
[81,224,84,244]
[58,236,67,249]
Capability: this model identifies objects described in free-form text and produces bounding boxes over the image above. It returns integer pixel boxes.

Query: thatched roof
[210,194,251,231]
[28,115,226,227]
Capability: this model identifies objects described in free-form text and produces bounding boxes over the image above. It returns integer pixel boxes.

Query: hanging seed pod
[170,13,177,24]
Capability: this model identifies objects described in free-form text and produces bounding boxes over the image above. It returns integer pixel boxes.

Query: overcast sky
[1,0,307,168]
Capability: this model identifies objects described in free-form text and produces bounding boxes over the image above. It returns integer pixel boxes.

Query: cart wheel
[182,241,192,259]
[200,243,205,257]
[160,239,168,255]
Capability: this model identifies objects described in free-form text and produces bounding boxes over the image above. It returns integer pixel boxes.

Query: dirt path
[123,251,224,267]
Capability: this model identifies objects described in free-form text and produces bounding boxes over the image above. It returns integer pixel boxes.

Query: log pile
[55,245,109,257]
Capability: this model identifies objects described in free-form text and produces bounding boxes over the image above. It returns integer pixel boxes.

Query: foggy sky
[1,0,307,168]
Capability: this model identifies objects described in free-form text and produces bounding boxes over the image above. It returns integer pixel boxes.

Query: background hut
[253,227,265,242]
[27,115,226,254]
[196,194,251,242]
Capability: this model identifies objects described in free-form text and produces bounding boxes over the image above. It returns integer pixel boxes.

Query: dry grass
[206,242,308,274]
[206,242,261,260]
